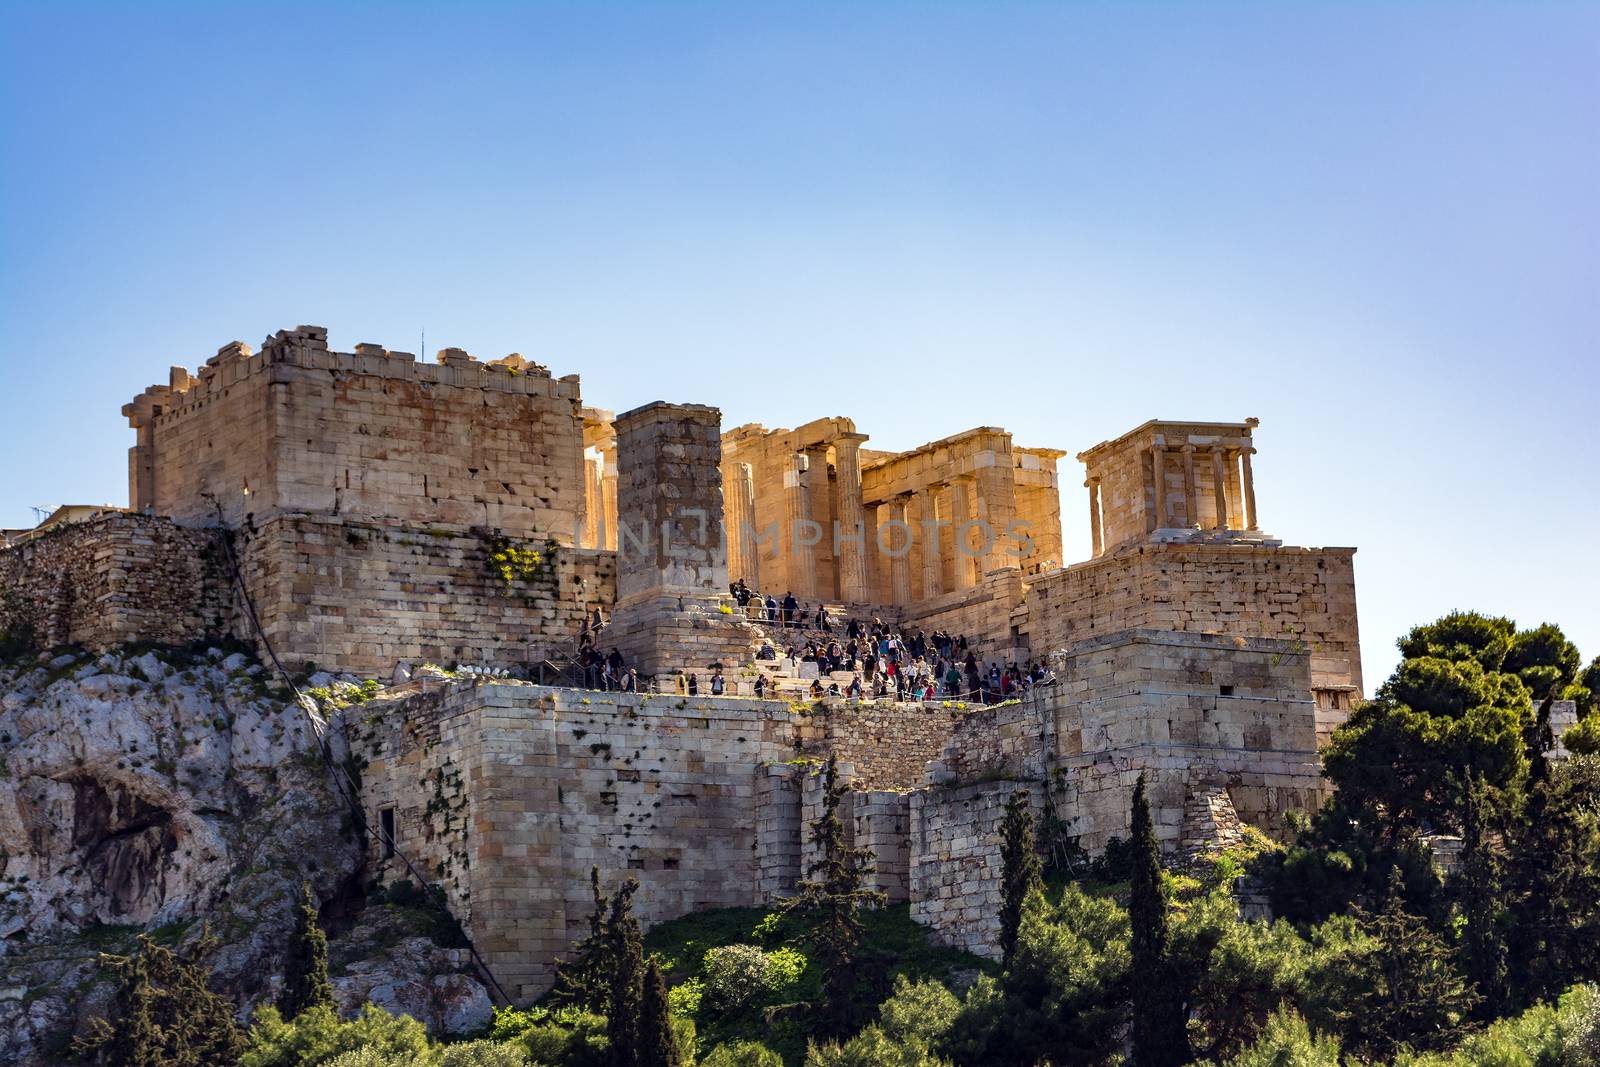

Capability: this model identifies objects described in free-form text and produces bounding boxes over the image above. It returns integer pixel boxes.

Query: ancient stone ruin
[0,325,1367,1002]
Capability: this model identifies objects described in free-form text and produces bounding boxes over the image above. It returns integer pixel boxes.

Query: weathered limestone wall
[352,684,800,1003]
[235,516,615,675]
[794,700,961,791]
[1025,542,1363,700]
[901,567,1029,663]
[909,780,1039,958]
[0,513,229,651]
[910,629,1328,956]
[126,327,586,540]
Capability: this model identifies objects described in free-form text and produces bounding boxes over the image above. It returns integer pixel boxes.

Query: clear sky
[2,2,1596,687]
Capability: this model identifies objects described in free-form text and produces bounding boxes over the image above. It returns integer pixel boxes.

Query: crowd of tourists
[566,583,1053,704]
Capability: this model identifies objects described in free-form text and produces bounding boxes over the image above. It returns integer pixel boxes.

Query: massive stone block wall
[353,684,801,1002]
[0,514,229,651]
[1025,542,1362,701]
[910,628,1328,956]
[233,516,615,676]
[126,327,586,540]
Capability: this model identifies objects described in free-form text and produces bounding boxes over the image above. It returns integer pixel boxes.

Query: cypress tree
[606,877,645,1067]
[553,866,614,1011]
[793,755,887,1038]
[1129,775,1189,1067]
[75,925,244,1067]
[1455,775,1510,1017]
[639,958,682,1067]
[998,786,1042,966]
[279,879,336,1019]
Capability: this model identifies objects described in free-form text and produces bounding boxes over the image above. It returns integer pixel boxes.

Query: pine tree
[606,876,645,1067]
[792,755,887,1038]
[74,925,245,1066]
[639,958,682,1067]
[553,866,614,1011]
[279,879,336,1019]
[1320,866,1478,1059]
[1506,756,1600,1003]
[998,786,1042,966]
[1129,774,1189,1067]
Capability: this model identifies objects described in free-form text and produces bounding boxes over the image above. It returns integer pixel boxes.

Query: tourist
[621,668,638,693]
[754,673,767,697]
[847,674,862,699]
[687,673,699,696]
[810,678,824,698]
[710,669,725,696]
[676,670,688,695]
[781,591,798,626]
[765,593,778,623]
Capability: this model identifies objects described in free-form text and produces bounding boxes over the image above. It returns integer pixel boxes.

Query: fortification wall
[900,567,1029,662]
[1025,542,1362,700]
[794,700,960,791]
[352,684,802,1003]
[234,516,615,676]
[0,513,229,651]
[128,327,587,540]
[909,779,1039,959]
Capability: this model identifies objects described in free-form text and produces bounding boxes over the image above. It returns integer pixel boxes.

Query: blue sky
[2,2,1596,686]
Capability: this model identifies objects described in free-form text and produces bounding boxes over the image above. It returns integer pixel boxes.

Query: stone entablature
[124,326,586,540]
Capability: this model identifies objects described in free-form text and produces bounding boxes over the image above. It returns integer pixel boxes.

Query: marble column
[1181,445,1198,528]
[1211,447,1230,530]
[730,462,759,586]
[1150,444,1168,530]
[1241,447,1259,530]
[833,434,869,604]
[950,476,977,590]
[583,452,603,549]
[1226,450,1245,529]
[1086,478,1103,558]
[889,496,913,606]
[785,452,815,598]
[599,444,619,551]
[917,486,944,600]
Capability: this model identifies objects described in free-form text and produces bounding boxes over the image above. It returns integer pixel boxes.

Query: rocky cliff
[0,646,491,1064]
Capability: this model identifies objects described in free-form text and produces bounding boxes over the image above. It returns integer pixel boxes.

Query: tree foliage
[997,787,1042,966]
[281,879,337,1020]
[1130,775,1190,1067]
[77,925,245,1067]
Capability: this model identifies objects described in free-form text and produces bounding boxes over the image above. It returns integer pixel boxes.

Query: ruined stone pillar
[1241,447,1259,530]
[1211,447,1230,530]
[889,496,913,605]
[950,477,977,590]
[1150,444,1168,530]
[833,434,869,604]
[786,452,816,599]
[1086,478,1103,558]
[972,457,1017,576]
[1181,445,1198,529]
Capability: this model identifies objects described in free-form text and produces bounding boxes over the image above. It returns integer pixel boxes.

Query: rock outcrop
[0,647,490,1064]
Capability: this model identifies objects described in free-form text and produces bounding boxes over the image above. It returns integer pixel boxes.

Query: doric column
[833,434,869,604]
[1150,444,1168,530]
[583,452,604,548]
[1086,478,1103,558]
[1210,447,1230,530]
[916,486,944,600]
[599,443,619,551]
[785,451,815,598]
[949,476,977,589]
[1181,445,1198,529]
[730,462,759,585]
[1240,447,1259,530]
[889,496,913,605]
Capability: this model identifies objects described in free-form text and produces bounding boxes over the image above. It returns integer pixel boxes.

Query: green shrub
[700,1040,785,1067]
[242,1004,434,1067]
[1211,1008,1342,1067]
[701,943,803,1013]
